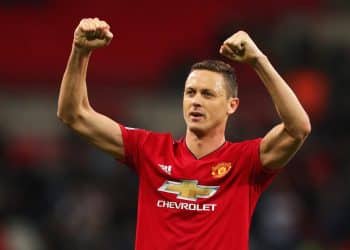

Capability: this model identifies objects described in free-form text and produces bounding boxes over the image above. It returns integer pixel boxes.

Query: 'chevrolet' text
[157,200,217,212]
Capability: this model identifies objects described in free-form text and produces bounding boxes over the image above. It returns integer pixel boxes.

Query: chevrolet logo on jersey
[158,180,219,201]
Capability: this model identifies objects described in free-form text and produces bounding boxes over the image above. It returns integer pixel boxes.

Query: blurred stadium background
[1,0,350,249]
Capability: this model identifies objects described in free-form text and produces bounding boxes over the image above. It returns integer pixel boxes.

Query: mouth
[189,111,205,121]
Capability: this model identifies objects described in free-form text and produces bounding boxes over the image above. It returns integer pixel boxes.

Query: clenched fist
[73,18,113,51]
[220,31,264,65]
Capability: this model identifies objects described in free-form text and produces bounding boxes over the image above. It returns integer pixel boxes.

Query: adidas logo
[158,164,172,175]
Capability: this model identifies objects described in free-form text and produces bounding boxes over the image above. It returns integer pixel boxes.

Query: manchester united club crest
[211,162,232,178]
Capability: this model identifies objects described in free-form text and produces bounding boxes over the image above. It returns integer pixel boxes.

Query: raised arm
[57,18,125,160]
[220,31,311,170]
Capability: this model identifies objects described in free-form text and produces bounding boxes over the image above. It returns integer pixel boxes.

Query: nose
[191,94,202,107]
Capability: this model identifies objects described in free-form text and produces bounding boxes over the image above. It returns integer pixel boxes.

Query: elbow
[301,121,312,139]
[285,116,311,141]
[305,119,312,135]
[56,109,64,121]
[57,110,74,125]
[57,105,91,126]
[294,118,312,141]
[57,101,92,126]
[57,108,81,125]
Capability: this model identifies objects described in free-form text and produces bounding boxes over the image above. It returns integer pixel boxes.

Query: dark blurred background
[1,0,349,249]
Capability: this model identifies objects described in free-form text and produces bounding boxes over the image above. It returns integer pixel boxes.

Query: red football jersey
[119,124,280,250]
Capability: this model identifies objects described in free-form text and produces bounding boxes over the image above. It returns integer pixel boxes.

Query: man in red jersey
[58,18,311,250]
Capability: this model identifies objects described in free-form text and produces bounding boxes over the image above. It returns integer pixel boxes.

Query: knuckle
[101,21,109,28]
[79,19,87,27]
[223,40,231,45]
[98,21,105,28]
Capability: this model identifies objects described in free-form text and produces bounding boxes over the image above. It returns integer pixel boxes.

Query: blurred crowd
[1,1,350,250]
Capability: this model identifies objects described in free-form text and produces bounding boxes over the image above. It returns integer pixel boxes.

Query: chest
[139,141,247,188]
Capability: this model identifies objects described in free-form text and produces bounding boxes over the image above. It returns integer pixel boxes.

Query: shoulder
[226,138,262,151]
[147,130,175,143]
[223,138,263,162]
[224,138,264,173]
[121,125,175,145]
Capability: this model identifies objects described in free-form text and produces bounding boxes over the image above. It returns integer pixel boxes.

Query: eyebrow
[184,87,217,96]
[184,87,196,92]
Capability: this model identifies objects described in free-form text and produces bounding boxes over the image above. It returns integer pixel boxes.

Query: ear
[227,97,239,115]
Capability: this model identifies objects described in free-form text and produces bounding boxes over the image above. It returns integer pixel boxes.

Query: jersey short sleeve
[242,138,283,214]
[119,124,151,173]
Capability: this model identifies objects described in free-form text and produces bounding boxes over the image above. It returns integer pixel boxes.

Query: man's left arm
[220,31,311,170]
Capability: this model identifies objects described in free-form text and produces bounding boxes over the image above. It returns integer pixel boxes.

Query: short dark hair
[190,60,237,97]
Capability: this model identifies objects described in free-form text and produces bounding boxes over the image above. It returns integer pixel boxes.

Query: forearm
[253,55,311,139]
[57,46,92,123]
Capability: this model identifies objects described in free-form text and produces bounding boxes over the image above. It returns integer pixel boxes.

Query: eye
[185,89,195,96]
[202,90,214,98]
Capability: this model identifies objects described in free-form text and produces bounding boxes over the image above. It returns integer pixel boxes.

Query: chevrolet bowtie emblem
[158,180,219,201]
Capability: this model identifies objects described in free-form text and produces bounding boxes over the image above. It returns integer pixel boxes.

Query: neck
[185,127,226,159]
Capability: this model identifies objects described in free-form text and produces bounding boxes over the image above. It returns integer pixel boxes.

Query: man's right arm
[57,18,125,160]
